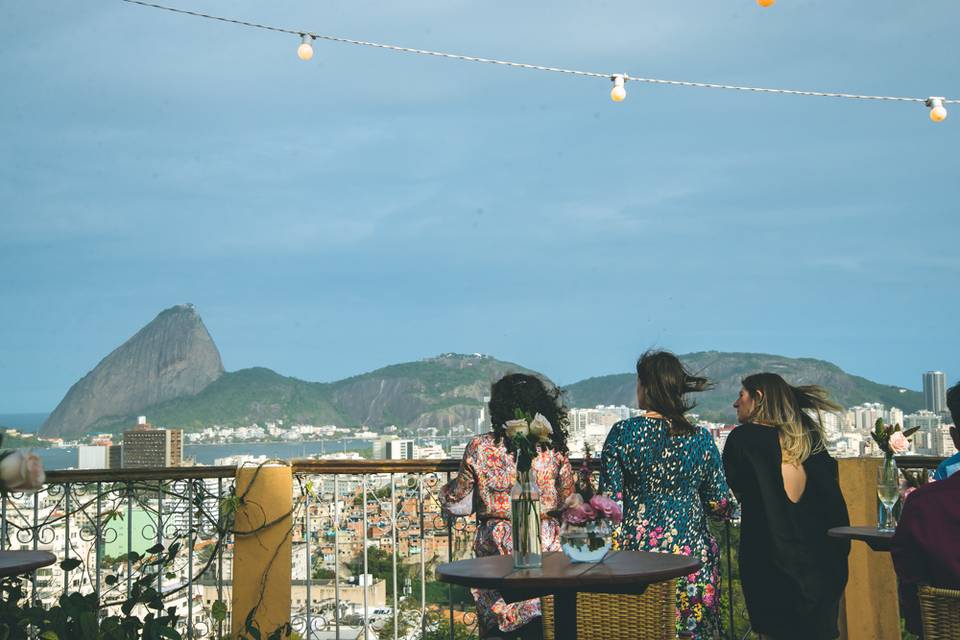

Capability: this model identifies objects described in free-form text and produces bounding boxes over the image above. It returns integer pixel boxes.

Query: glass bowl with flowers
[556,449,622,563]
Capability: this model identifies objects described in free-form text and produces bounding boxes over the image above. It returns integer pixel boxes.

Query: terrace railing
[1,454,947,640]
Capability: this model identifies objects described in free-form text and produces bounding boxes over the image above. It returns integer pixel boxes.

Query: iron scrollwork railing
[0,466,236,640]
[0,454,819,640]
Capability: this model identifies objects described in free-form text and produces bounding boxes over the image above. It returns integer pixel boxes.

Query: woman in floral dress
[441,374,575,639]
[600,351,734,639]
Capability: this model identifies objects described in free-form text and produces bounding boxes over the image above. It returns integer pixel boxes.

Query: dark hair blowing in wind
[636,350,712,435]
[489,373,570,455]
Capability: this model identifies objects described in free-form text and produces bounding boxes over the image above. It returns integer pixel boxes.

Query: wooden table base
[552,592,579,640]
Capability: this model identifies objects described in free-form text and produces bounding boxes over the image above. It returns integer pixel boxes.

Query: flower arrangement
[560,447,623,529]
[556,447,622,560]
[503,410,555,569]
[503,410,554,472]
[870,419,920,460]
[0,435,45,494]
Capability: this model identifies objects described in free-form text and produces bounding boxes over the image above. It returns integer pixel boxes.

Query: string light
[119,0,954,123]
[610,75,627,102]
[757,0,776,7]
[927,97,948,123]
[297,34,314,61]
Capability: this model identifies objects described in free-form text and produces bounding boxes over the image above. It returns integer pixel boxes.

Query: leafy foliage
[0,545,182,640]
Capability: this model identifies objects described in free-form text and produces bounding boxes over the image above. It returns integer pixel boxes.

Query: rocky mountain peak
[40,305,224,439]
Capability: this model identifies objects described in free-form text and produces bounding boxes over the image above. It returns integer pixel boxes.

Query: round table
[436,550,701,640]
[0,550,57,578]
[827,526,894,552]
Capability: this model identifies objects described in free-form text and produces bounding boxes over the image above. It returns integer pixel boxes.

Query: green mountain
[86,354,541,433]
[564,351,924,422]
[41,306,925,436]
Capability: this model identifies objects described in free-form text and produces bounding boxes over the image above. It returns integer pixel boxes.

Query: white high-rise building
[904,410,943,455]
[850,403,885,432]
[373,436,414,460]
[886,407,904,427]
[923,371,947,413]
[77,445,109,469]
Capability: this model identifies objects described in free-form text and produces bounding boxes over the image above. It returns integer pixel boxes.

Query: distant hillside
[85,354,542,433]
[39,305,926,437]
[564,351,924,422]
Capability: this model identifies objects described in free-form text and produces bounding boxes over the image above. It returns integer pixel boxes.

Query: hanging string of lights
[120,0,952,122]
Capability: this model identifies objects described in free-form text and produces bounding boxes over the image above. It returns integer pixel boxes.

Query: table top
[827,526,894,552]
[436,551,701,601]
[0,550,58,577]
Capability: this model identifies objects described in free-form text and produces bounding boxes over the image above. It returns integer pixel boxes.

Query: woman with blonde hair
[723,373,850,640]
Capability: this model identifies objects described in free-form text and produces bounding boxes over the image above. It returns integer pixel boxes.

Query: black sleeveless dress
[722,422,850,640]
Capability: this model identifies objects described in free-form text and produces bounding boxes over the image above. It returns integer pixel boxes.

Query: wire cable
[120,0,955,106]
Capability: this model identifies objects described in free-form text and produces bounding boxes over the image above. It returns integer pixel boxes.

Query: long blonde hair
[742,373,842,464]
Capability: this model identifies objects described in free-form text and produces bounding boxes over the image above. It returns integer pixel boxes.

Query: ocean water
[0,413,49,431]
[33,438,376,470]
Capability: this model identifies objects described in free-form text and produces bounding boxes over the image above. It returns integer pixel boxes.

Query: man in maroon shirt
[891,383,960,637]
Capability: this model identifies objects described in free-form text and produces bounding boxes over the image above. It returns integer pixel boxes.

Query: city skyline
[2,1,958,412]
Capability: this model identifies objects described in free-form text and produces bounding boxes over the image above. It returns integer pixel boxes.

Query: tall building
[121,416,183,468]
[904,410,943,455]
[372,436,414,460]
[108,444,123,469]
[923,371,947,413]
[77,445,109,470]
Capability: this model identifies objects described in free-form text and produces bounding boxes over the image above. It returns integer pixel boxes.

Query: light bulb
[927,97,947,123]
[610,75,627,103]
[757,0,775,7]
[297,34,314,61]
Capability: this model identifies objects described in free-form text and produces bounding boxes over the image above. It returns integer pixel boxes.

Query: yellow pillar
[231,464,293,639]
[837,458,900,640]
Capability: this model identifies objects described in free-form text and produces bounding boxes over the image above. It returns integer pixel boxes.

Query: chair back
[918,585,960,640]
[541,581,676,640]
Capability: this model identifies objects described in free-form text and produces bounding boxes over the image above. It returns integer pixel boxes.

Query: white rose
[563,492,584,509]
[0,450,46,492]
[529,413,554,442]
[504,419,529,439]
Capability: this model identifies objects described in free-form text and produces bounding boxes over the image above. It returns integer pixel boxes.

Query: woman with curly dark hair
[441,373,575,639]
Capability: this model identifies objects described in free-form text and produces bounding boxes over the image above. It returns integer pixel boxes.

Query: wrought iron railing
[0,466,236,639]
[4,455,944,640]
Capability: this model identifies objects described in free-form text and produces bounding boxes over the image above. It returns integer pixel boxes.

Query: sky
[1,0,958,413]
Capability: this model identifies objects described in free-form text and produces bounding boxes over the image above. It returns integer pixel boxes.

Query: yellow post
[837,458,900,640]
[231,464,293,639]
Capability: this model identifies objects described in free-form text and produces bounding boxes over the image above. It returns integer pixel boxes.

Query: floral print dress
[599,416,734,639]
[440,433,575,635]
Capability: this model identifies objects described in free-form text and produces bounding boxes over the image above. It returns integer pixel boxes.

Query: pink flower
[0,450,45,492]
[889,431,910,454]
[589,495,623,524]
[563,503,597,525]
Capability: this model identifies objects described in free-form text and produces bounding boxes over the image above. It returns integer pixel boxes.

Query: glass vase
[876,456,899,532]
[560,520,612,563]
[510,470,542,569]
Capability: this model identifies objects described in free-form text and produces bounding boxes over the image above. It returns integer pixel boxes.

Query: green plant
[0,544,184,640]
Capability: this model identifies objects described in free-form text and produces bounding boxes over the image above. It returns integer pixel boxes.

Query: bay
[33,438,376,470]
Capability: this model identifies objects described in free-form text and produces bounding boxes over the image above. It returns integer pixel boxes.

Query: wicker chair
[918,585,960,640]
[541,581,676,640]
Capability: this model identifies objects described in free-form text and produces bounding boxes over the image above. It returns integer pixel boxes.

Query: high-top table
[828,526,895,552]
[436,550,701,640]
[0,550,57,578]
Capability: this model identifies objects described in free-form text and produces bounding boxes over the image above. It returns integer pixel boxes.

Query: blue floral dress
[599,416,734,639]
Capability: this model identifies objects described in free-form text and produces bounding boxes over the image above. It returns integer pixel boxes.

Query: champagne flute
[877,460,899,532]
